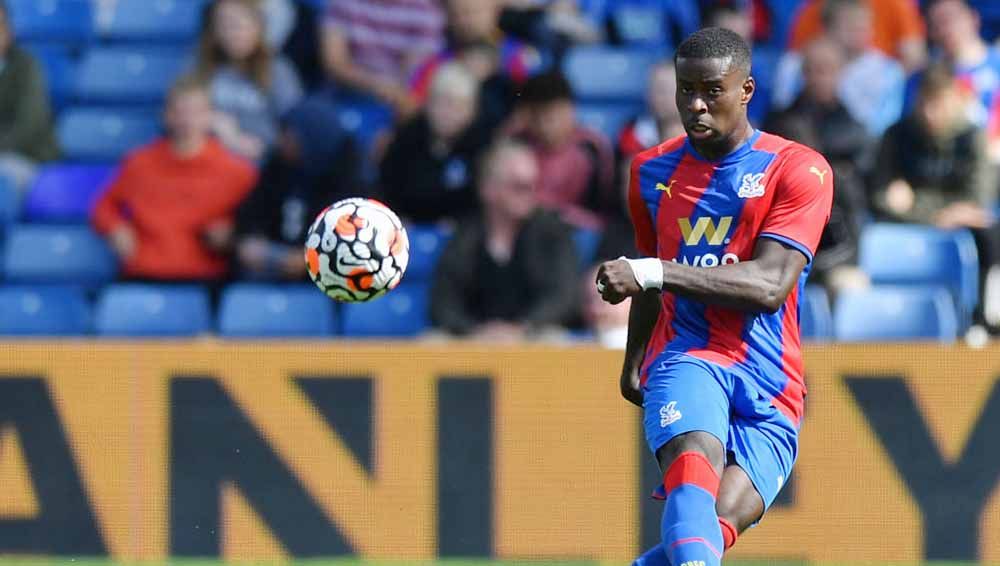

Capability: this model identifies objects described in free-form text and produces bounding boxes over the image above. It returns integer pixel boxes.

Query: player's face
[675,56,754,150]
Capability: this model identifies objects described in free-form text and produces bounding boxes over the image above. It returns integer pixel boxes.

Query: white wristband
[623,257,663,291]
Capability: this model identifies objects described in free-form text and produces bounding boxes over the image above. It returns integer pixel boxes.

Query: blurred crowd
[3,0,1000,344]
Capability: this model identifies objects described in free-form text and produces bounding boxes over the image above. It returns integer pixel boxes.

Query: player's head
[928,0,981,57]
[674,27,754,150]
[821,0,872,56]
[519,70,577,149]
[802,38,845,105]
[427,62,479,141]
[478,138,539,223]
[164,75,214,143]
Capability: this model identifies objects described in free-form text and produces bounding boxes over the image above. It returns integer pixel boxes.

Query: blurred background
[1,0,1000,565]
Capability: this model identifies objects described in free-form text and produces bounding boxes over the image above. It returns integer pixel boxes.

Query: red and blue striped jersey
[629,130,833,427]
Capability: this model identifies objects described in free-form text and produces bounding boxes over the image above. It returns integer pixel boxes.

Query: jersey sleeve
[627,155,657,257]
[759,148,834,263]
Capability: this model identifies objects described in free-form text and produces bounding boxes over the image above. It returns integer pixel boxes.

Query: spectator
[0,0,58,194]
[618,61,685,161]
[789,0,927,73]
[871,64,998,318]
[92,77,257,283]
[321,0,444,115]
[430,139,578,340]
[235,96,359,280]
[915,0,1000,160]
[380,63,493,224]
[773,0,905,137]
[497,0,602,59]
[765,38,872,294]
[510,70,616,229]
[409,0,543,105]
[195,0,304,161]
[454,40,519,131]
[581,263,630,348]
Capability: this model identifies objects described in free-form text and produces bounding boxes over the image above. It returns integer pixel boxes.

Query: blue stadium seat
[22,163,117,223]
[404,224,451,282]
[563,46,659,102]
[57,107,160,162]
[0,176,17,232]
[97,0,206,43]
[573,226,602,271]
[75,47,186,104]
[833,286,959,342]
[611,4,667,46]
[337,101,394,157]
[2,224,117,286]
[0,285,90,336]
[341,283,429,337]
[24,43,76,110]
[799,285,832,341]
[8,0,92,43]
[576,102,637,142]
[218,284,336,337]
[859,223,979,327]
[95,284,211,337]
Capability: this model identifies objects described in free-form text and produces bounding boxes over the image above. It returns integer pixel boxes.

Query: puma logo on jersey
[678,216,733,246]
[738,172,765,198]
[809,166,829,184]
[655,180,676,197]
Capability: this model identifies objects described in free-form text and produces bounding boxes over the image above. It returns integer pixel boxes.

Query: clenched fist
[595,258,642,304]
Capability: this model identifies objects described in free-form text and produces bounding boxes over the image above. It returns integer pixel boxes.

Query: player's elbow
[752,283,787,314]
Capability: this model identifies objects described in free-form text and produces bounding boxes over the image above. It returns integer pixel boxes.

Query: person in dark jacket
[430,138,578,340]
[380,62,493,224]
[235,96,359,280]
[0,0,59,194]
[764,37,873,294]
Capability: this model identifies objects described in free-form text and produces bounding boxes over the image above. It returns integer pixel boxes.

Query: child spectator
[195,0,304,161]
[92,77,257,282]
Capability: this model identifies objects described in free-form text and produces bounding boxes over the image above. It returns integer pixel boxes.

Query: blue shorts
[643,353,798,512]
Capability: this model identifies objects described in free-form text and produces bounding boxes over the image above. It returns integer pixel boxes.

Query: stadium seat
[24,43,77,110]
[576,102,638,142]
[611,4,667,46]
[74,47,186,104]
[859,223,979,327]
[0,176,17,232]
[2,224,117,286]
[404,224,451,282]
[0,285,90,336]
[573,226,602,271]
[22,164,117,223]
[337,101,394,157]
[8,0,92,43]
[218,284,336,337]
[57,108,160,162]
[94,284,211,337]
[563,46,659,102]
[96,0,206,43]
[799,285,833,341]
[833,286,959,342]
[341,283,429,337]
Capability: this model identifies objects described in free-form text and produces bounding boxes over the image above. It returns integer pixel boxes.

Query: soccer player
[595,28,834,566]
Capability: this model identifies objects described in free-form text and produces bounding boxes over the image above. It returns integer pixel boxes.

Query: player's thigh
[642,355,730,472]
[717,462,765,532]
[726,377,798,519]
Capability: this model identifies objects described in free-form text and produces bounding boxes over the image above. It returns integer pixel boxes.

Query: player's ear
[741,75,755,106]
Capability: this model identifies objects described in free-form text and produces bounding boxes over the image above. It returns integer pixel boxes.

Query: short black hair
[518,69,574,106]
[674,27,751,77]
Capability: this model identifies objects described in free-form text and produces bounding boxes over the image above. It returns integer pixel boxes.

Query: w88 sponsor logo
[672,252,740,267]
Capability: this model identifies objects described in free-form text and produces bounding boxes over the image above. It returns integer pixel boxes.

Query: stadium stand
[94,284,211,337]
[833,285,960,342]
[57,107,160,162]
[341,282,430,337]
[218,283,337,338]
[403,224,451,283]
[1,224,117,286]
[95,0,206,43]
[0,177,17,233]
[8,0,92,43]
[563,46,658,102]
[0,284,90,336]
[74,47,186,105]
[576,102,638,144]
[21,163,115,222]
[799,285,833,342]
[611,4,668,46]
[572,226,602,271]
[24,43,76,110]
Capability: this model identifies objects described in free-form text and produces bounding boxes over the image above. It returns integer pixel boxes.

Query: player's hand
[620,367,643,407]
[596,259,642,305]
[109,224,137,260]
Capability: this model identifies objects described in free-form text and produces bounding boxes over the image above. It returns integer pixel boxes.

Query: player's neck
[689,122,755,162]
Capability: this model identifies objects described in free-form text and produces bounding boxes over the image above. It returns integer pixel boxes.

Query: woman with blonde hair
[195,0,303,161]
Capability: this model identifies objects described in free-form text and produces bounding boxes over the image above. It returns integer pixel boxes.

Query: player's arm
[620,289,659,407]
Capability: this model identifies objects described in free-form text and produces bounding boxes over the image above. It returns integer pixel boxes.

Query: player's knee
[656,431,725,475]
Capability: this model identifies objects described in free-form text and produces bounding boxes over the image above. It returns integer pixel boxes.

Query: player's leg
[715,462,765,552]
[641,356,731,566]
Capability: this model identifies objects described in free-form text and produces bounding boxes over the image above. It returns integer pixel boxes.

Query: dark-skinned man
[594,28,833,566]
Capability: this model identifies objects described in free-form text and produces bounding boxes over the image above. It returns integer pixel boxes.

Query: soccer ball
[304,197,409,302]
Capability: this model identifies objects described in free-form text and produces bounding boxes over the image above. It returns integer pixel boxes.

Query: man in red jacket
[92,76,257,282]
